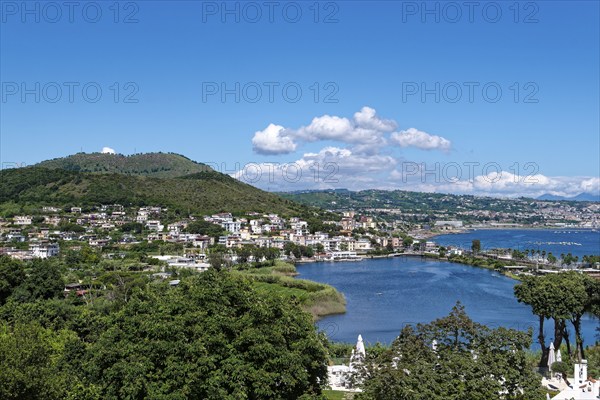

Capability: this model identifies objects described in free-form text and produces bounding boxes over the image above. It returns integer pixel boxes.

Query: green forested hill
[0,166,308,216]
[36,152,212,178]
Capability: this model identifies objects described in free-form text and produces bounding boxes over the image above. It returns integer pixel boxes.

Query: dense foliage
[37,152,212,178]
[356,303,546,400]
[0,256,330,399]
[0,166,309,216]
[514,272,600,366]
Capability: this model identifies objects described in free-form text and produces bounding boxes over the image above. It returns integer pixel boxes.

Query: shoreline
[296,253,521,280]
[429,226,599,237]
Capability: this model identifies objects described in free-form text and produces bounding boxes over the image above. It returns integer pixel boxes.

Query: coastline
[294,228,599,292]
[429,226,599,237]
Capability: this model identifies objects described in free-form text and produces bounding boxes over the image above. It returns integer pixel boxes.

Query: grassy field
[323,390,354,400]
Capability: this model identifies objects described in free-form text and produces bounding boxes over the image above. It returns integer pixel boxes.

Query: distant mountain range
[536,193,600,202]
[0,152,314,216]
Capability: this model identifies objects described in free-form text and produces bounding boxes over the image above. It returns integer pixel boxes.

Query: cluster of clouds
[235,159,599,199]
[243,107,599,198]
[251,106,451,156]
[388,169,600,199]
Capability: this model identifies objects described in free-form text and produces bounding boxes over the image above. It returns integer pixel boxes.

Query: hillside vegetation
[0,166,306,216]
[37,152,212,178]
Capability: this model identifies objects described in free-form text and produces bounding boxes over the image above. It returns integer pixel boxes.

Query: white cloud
[579,177,600,193]
[295,146,397,175]
[390,128,451,151]
[252,107,410,155]
[235,151,598,197]
[296,115,354,141]
[101,147,116,154]
[469,173,600,198]
[251,124,297,155]
[389,166,599,198]
[294,108,397,148]
[247,107,595,198]
[353,106,397,132]
[233,146,396,191]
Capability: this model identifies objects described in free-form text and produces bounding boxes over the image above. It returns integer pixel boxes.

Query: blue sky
[1,1,599,197]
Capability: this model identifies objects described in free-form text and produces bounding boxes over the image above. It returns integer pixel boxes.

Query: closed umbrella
[548,342,556,370]
[556,349,562,363]
[355,335,366,358]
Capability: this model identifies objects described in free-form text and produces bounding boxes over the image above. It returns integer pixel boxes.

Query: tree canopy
[357,303,545,400]
[0,266,329,399]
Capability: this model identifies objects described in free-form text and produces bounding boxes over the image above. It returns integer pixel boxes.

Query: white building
[329,251,360,260]
[146,220,164,232]
[13,216,32,225]
[355,238,372,252]
[136,211,149,223]
[29,242,60,258]
[291,221,309,236]
[434,220,463,229]
[168,222,188,234]
[221,220,241,233]
[552,360,599,399]
[449,248,464,256]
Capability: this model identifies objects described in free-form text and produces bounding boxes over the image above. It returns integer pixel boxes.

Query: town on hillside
[2,203,599,284]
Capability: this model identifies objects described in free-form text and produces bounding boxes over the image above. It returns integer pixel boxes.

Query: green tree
[0,322,90,400]
[84,270,328,398]
[17,259,64,301]
[0,256,26,305]
[357,303,544,400]
[438,246,446,258]
[234,245,255,264]
[185,220,225,239]
[264,247,281,264]
[208,248,231,271]
[471,239,481,254]
[515,272,600,364]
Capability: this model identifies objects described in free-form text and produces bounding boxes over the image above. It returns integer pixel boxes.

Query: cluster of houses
[0,241,60,260]
[5,203,596,271]
[160,212,399,261]
[368,197,600,229]
[0,204,440,263]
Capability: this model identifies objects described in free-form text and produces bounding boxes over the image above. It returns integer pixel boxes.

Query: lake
[297,257,599,347]
[433,228,600,258]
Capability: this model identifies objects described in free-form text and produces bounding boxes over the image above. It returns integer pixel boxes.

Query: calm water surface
[297,257,599,347]
[434,228,600,258]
